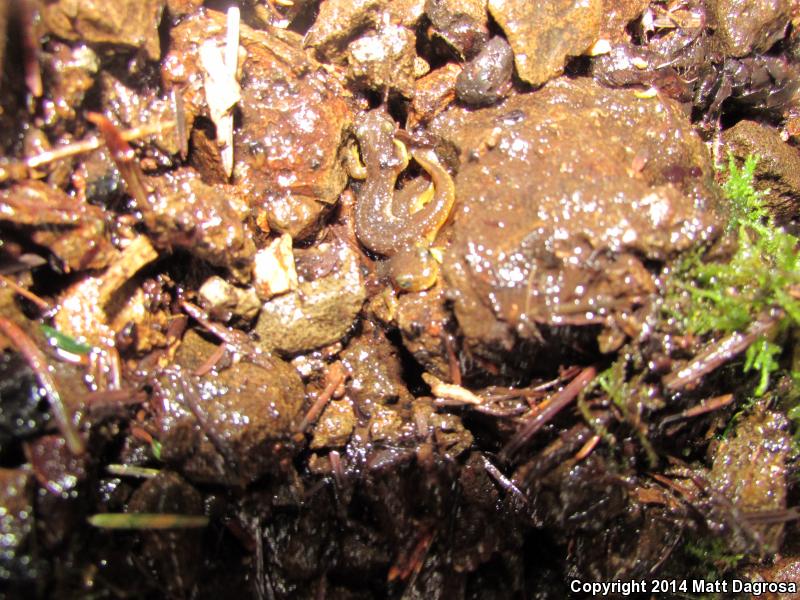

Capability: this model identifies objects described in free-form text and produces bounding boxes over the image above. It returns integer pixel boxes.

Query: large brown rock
[40,0,165,60]
[488,0,602,86]
[430,79,722,370]
[156,335,306,484]
[709,411,790,552]
[707,0,791,57]
[254,243,366,356]
[723,119,800,226]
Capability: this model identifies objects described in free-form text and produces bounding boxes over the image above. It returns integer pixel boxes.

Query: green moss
[682,537,745,599]
[667,155,800,396]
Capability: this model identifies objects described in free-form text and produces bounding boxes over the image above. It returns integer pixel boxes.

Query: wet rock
[599,0,649,43]
[53,236,158,350]
[305,0,425,60]
[100,73,181,159]
[592,2,711,99]
[409,64,461,127]
[341,326,412,416]
[567,501,681,581]
[306,0,425,96]
[262,193,335,241]
[40,0,166,61]
[335,523,392,580]
[147,168,255,282]
[198,276,261,324]
[368,404,414,445]
[425,0,489,59]
[413,399,473,459]
[533,454,628,532]
[127,471,204,597]
[431,79,721,368]
[0,468,35,581]
[265,499,335,583]
[155,358,305,484]
[173,329,220,373]
[345,22,418,96]
[693,55,799,121]
[426,0,486,29]
[448,456,509,572]
[709,410,790,552]
[592,43,655,89]
[187,123,227,184]
[723,120,800,226]
[164,10,352,239]
[165,0,203,18]
[0,180,115,272]
[748,556,800,598]
[707,0,791,57]
[41,43,99,128]
[24,434,87,498]
[0,352,50,458]
[488,0,602,86]
[257,0,318,29]
[455,36,514,107]
[254,243,365,355]
[310,399,356,449]
[396,286,452,379]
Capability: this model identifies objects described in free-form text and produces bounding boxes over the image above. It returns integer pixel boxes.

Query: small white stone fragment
[587,38,611,56]
[253,233,299,300]
[198,276,260,322]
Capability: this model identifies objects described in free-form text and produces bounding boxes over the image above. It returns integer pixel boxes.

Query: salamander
[352,109,455,291]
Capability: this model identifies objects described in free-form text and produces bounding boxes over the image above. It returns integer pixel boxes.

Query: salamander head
[389,245,439,292]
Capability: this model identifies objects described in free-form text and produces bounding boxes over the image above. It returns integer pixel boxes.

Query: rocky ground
[1,0,800,598]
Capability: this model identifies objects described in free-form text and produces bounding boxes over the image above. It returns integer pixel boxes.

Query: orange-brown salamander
[353,109,455,292]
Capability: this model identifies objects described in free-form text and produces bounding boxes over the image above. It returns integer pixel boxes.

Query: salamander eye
[389,246,439,293]
[394,274,414,290]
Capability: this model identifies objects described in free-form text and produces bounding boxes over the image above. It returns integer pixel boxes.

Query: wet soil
[1,0,800,598]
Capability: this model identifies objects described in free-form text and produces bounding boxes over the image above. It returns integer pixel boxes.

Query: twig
[83,388,147,408]
[181,301,255,352]
[86,113,151,209]
[660,393,734,427]
[19,0,42,97]
[194,342,228,376]
[25,120,176,170]
[663,312,781,391]
[180,377,240,475]
[573,434,601,461]
[172,89,188,160]
[298,362,345,431]
[482,455,527,504]
[443,333,461,386]
[329,450,345,492]
[500,366,597,462]
[199,6,241,179]
[0,274,51,311]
